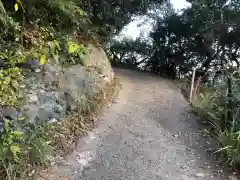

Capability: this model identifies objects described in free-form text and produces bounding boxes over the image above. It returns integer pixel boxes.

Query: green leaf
[16,0,25,13]
[30,138,53,163]
[12,131,24,140]
[0,147,9,159]
[200,93,204,98]
[10,144,20,160]
[68,44,76,53]
[78,8,85,16]
[40,55,47,65]
[18,116,25,121]
[14,3,18,11]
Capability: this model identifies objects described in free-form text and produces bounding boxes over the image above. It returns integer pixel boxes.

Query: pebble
[180,165,189,170]
[195,173,205,177]
[28,94,38,102]
[49,118,57,123]
[35,68,41,73]
[77,159,88,166]
[20,84,26,89]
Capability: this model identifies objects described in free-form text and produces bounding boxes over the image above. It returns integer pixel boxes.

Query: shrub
[66,38,88,66]
[0,1,118,179]
[191,69,240,167]
[0,118,53,180]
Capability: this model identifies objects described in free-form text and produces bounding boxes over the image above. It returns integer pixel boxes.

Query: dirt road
[55,68,234,180]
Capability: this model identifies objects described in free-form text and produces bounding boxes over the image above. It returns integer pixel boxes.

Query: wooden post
[190,67,196,103]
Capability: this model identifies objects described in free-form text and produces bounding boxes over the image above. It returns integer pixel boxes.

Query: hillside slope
[2,44,114,126]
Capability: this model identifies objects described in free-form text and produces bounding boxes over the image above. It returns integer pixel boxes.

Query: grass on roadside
[0,77,121,180]
[180,78,240,172]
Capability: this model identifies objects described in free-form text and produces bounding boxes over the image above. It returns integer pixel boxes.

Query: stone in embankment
[1,44,114,125]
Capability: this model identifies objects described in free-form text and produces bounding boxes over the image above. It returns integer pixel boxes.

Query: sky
[120,0,190,39]
[171,0,190,11]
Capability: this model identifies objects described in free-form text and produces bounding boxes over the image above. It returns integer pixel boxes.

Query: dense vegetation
[1,0,240,178]
[0,0,164,179]
[109,0,240,169]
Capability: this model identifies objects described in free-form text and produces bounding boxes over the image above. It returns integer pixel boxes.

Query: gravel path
[54,68,234,180]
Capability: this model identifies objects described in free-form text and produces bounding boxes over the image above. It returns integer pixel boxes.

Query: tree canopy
[0,0,165,43]
[109,0,240,79]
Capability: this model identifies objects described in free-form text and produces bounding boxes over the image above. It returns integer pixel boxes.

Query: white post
[190,67,196,103]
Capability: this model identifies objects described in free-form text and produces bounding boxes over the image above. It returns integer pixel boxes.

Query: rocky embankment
[1,44,114,132]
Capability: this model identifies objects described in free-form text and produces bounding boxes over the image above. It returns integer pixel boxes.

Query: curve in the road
[54,68,233,180]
